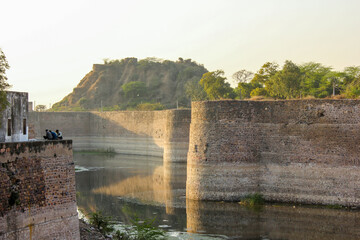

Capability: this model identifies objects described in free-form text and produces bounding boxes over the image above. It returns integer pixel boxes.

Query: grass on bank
[87,211,165,240]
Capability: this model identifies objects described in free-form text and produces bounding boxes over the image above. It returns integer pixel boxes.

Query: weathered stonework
[0,140,79,240]
[187,100,360,206]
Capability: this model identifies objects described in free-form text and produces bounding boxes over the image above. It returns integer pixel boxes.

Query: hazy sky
[2,0,360,106]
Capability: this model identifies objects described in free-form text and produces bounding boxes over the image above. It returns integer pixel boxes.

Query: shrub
[240,193,265,207]
[88,211,114,235]
[135,103,165,111]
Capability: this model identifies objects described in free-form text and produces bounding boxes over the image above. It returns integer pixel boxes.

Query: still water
[75,152,360,240]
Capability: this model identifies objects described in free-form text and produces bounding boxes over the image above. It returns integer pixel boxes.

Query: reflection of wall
[91,160,187,215]
[186,199,360,240]
[187,100,360,206]
[0,141,79,240]
[163,109,190,213]
[29,110,191,158]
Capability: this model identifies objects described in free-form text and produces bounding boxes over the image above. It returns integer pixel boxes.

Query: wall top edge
[192,99,360,103]
[5,91,28,95]
[0,140,72,147]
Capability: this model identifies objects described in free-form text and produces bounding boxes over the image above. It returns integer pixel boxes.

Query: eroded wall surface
[187,100,360,206]
[0,141,79,240]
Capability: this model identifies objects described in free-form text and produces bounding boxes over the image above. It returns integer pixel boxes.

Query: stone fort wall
[187,100,360,206]
[0,140,79,240]
[29,109,191,161]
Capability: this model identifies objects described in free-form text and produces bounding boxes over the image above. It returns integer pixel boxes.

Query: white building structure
[0,91,28,142]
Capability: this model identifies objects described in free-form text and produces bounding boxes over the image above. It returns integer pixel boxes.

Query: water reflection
[75,152,360,240]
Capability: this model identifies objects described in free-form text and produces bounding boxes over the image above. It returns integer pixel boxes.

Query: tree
[121,81,147,99]
[324,71,343,97]
[343,67,360,98]
[232,69,254,84]
[251,62,279,85]
[266,60,303,99]
[299,62,332,98]
[0,49,10,112]
[185,79,208,101]
[235,82,263,99]
[343,66,360,85]
[344,78,360,98]
[199,70,236,100]
[35,105,47,112]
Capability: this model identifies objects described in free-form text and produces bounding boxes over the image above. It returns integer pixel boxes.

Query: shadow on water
[75,152,360,240]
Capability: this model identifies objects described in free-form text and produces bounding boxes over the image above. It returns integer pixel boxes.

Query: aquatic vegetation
[88,211,165,240]
[114,217,165,240]
[239,193,265,207]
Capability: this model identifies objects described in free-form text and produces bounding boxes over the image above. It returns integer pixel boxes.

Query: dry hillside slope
[52,57,207,111]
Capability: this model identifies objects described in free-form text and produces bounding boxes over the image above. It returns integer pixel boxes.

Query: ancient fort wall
[0,140,79,240]
[187,100,360,206]
[29,110,191,158]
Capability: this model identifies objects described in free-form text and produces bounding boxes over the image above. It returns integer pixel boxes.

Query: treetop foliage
[199,70,236,100]
[0,49,10,113]
[235,60,360,100]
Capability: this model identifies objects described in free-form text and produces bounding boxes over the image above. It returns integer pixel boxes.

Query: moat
[74,152,360,240]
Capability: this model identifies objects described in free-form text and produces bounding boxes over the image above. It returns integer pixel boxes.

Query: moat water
[74,152,360,240]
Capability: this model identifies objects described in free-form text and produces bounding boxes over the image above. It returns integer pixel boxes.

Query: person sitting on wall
[56,130,63,140]
[43,129,53,140]
[50,130,58,140]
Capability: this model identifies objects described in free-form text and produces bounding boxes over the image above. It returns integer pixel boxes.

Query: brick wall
[187,100,360,206]
[0,140,79,240]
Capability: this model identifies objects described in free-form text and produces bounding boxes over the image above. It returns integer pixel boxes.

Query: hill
[52,57,208,111]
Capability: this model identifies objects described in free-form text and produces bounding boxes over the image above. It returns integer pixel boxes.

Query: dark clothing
[51,131,58,140]
[44,130,53,140]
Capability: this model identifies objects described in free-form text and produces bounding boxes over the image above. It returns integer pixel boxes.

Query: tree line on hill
[189,60,360,101]
[49,58,360,112]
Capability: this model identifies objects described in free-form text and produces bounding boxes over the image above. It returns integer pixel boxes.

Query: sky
[1,0,360,107]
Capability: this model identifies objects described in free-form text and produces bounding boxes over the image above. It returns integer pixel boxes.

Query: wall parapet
[187,100,360,206]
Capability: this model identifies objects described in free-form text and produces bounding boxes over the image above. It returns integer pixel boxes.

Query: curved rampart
[187,100,360,206]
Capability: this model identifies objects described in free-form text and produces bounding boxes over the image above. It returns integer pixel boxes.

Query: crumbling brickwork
[0,140,79,240]
[187,100,360,206]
